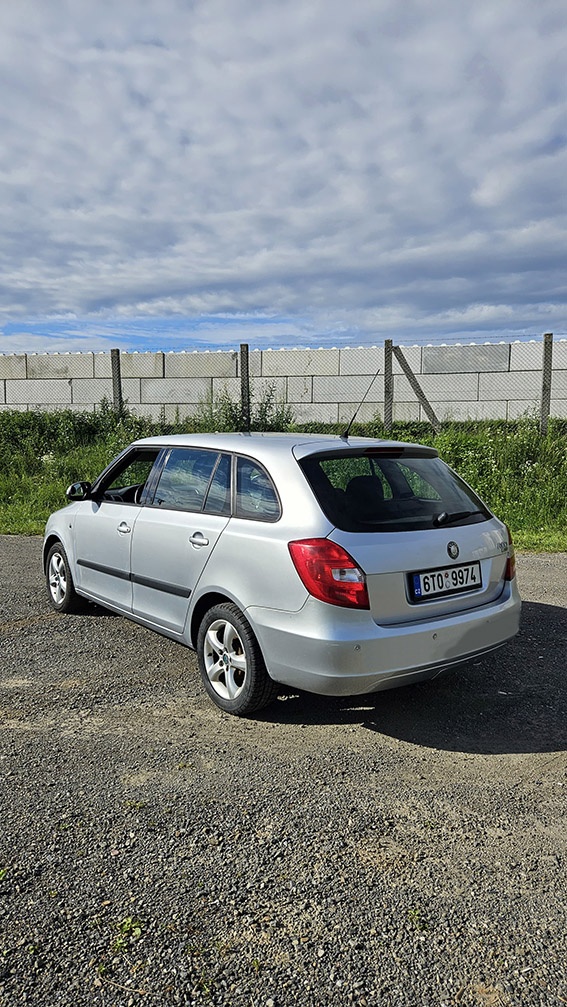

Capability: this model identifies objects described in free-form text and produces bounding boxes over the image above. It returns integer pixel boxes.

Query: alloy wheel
[48,552,67,606]
[203,618,247,701]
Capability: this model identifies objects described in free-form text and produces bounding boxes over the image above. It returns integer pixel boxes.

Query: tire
[196,603,279,716]
[45,543,83,614]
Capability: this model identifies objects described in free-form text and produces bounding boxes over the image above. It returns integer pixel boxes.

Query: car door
[72,447,161,613]
[130,448,231,634]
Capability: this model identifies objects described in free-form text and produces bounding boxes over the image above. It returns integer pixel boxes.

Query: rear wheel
[197,603,278,716]
[46,543,83,613]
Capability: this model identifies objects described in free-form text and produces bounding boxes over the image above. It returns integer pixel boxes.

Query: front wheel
[46,543,83,613]
[197,603,279,716]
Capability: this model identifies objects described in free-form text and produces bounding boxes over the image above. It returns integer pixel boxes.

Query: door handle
[189,532,209,548]
[117,522,131,534]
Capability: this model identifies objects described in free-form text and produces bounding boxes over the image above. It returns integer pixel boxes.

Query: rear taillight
[288,538,370,609]
[504,525,516,581]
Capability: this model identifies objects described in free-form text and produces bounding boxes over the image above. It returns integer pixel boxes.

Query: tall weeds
[0,404,565,549]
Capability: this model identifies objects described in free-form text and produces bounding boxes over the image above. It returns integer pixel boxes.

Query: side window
[203,454,231,515]
[153,448,219,511]
[236,457,280,521]
[102,449,160,504]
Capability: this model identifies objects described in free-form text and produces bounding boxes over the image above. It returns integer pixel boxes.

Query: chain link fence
[1,334,564,435]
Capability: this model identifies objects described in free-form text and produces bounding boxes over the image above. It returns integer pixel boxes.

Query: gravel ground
[0,536,566,1007]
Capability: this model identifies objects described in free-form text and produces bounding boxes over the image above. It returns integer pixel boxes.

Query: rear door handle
[117,522,131,534]
[189,532,209,548]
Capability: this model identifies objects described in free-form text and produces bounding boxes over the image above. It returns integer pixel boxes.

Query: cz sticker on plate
[410,561,482,601]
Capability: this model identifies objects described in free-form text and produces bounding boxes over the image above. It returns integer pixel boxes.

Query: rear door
[130,448,231,634]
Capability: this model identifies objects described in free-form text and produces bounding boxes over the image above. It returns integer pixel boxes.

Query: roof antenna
[341,368,381,440]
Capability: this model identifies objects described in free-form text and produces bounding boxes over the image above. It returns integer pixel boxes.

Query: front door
[73,447,161,612]
[74,500,139,612]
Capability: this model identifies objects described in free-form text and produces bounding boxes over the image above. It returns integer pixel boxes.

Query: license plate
[410,561,482,601]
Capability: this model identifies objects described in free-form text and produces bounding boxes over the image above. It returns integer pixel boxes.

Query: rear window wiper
[433,509,485,526]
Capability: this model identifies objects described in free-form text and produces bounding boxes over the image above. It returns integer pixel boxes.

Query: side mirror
[66,481,92,501]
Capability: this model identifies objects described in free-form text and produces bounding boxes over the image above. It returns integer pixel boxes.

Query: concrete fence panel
[0,338,565,424]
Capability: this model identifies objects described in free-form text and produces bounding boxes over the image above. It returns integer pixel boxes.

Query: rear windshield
[299,451,491,532]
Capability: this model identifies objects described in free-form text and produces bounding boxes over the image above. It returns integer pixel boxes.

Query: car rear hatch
[297,443,512,626]
[327,522,509,625]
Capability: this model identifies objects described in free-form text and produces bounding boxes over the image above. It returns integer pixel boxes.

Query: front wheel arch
[45,540,84,614]
[43,534,65,573]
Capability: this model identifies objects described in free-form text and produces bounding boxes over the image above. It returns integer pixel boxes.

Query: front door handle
[189,532,209,548]
[117,522,131,534]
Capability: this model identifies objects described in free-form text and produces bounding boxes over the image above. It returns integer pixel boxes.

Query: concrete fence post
[240,343,251,432]
[110,348,124,415]
[384,339,393,432]
[540,333,553,436]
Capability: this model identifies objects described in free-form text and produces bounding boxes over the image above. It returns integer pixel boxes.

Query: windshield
[299,450,491,532]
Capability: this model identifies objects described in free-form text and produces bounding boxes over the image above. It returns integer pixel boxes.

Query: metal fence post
[540,333,553,436]
[384,339,393,433]
[240,343,251,432]
[110,348,124,415]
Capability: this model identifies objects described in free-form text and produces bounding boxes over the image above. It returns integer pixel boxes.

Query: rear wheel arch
[190,591,233,648]
[196,601,279,716]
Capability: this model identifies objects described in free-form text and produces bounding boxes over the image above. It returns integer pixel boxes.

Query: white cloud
[0,0,566,352]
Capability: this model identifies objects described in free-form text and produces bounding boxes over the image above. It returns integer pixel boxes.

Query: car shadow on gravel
[263,600,567,756]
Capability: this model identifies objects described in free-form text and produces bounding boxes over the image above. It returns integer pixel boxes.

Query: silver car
[43,433,521,715]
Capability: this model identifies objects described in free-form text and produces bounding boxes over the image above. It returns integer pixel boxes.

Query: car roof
[132,431,437,462]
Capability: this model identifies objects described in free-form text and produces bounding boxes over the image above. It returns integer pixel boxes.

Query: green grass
[1,406,566,551]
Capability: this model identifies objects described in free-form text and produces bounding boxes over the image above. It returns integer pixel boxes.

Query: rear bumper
[246,579,521,697]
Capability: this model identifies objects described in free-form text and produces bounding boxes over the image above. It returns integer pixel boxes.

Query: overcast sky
[1,0,566,354]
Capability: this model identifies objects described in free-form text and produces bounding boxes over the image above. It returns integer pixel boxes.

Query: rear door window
[300,451,490,532]
[203,453,231,515]
[152,448,219,512]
